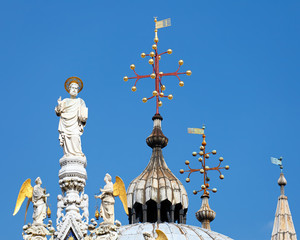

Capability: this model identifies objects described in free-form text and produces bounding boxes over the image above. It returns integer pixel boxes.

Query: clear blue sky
[1,1,299,239]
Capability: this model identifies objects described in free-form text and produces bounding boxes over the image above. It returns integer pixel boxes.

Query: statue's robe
[32,185,47,225]
[57,98,88,157]
[100,182,115,224]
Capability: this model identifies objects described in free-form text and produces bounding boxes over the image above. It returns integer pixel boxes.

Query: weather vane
[271,156,283,172]
[180,126,230,196]
[123,18,192,114]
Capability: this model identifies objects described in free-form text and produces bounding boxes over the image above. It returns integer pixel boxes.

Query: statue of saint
[32,177,50,225]
[55,77,88,157]
[95,174,115,225]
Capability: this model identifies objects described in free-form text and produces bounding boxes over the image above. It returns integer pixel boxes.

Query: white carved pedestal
[56,156,89,240]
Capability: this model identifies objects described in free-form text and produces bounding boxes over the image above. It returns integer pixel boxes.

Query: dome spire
[271,158,297,240]
[180,127,230,230]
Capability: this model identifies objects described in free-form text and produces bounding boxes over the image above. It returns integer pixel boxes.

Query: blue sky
[1,1,299,239]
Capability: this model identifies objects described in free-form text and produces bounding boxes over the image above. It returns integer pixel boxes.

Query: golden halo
[64,76,83,93]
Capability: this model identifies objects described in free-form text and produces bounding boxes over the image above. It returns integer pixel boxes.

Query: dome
[118,222,233,240]
[126,114,188,224]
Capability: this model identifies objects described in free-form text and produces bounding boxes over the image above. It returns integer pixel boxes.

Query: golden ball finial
[186,70,192,76]
[159,72,163,75]
[123,76,128,82]
[149,59,154,65]
[158,56,161,60]
[179,81,184,87]
[152,90,158,96]
[179,169,184,174]
[154,38,159,43]
[168,94,173,100]
[159,92,164,97]
[225,165,230,170]
[158,101,163,107]
[200,169,204,173]
[186,178,190,183]
[131,86,137,92]
[161,85,166,91]
[201,185,206,189]
[220,174,224,179]
[193,190,197,195]
[150,51,155,57]
[198,157,203,162]
[185,160,190,165]
[142,98,148,103]
[152,44,157,50]
[141,53,146,58]
[192,152,197,156]
[212,150,217,155]
[150,73,156,79]
[167,49,172,54]
[130,64,135,70]
[219,157,224,162]
[178,60,184,66]
[212,188,217,193]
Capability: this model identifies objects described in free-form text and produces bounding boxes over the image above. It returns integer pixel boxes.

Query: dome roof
[118,222,233,240]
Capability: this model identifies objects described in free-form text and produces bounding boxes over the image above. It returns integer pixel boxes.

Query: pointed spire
[271,172,297,240]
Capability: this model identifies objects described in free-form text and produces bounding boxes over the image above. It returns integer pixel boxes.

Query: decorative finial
[181,127,230,229]
[123,18,192,115]
[271,156,287,195]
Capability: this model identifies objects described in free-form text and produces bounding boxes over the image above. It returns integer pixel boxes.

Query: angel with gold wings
[13,177,50,225]
[143,230,168,240]
[95,174,128,225]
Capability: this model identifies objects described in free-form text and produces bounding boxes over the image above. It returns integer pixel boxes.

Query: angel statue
[13,177,50,225]
[95,174,128,225]
[55,77,88,157]
[143,230,168,240]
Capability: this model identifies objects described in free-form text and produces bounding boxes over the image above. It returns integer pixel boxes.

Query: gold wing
[13,179,33,216]
[113,176,129,215]
[156,229,168,240]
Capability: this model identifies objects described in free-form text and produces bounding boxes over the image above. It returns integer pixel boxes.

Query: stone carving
[80,193,89,223]
[95,174,115,225]
[22,220,55,240]
[56,194,65,226]
[86,219,121,240]
[32,177,50,225]
[55,78,88,157]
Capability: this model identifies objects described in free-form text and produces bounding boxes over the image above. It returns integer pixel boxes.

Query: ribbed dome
[126,145,188,209]
[118,222,233,240]
[127,114,188,224]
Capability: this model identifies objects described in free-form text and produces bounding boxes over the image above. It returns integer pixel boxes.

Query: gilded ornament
[186,70,192,76]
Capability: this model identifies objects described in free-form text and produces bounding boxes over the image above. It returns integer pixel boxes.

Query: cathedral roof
[118,222,233,240]
[271,173,297,240]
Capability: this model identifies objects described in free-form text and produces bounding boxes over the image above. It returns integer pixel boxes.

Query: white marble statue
[32,177,50,225]
[55,77,88,157]
[95,174,115,225]
[80,194,89,223]
[56,194,65,226]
